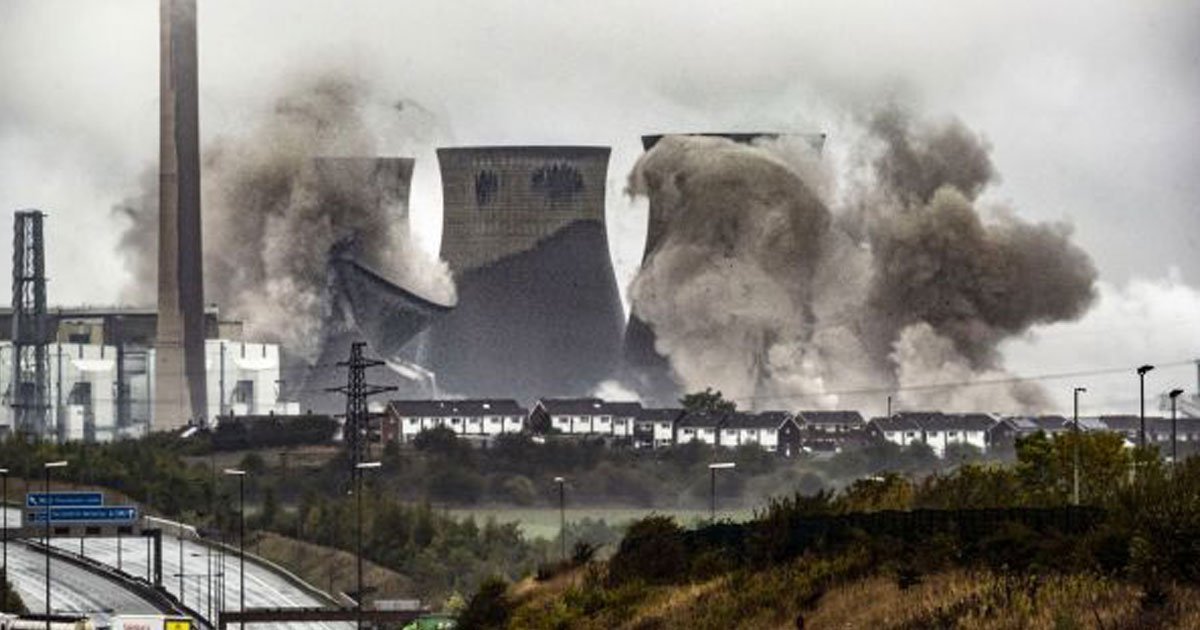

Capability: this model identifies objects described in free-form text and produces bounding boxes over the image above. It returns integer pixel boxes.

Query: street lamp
[1137,365,1155,449]
[553,477,566,562]
[223,468,246,628]
[354,461,381,630]
[1073,387,1086,506]
[708,463,736,521]
[43,460,68,630]
[1169,388,1185,467]
[1,467,8,597]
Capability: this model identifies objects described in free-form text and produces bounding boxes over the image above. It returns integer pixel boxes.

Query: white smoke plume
[114,73,454,360]
[627,107,1098,413]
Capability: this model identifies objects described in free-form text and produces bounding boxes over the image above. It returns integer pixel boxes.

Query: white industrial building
[0,342,120,442]
[0,338,291,442]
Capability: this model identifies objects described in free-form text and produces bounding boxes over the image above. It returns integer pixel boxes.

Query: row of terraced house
[381,398,1200,459]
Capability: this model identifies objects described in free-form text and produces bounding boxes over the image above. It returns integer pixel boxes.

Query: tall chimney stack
[155,0,208,431]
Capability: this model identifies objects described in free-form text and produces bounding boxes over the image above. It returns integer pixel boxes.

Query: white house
[719,411,790,452]
[385,399,527,442]
[796,410,865,433]
[635,408,683,448]
[674,411,724,446]
[531,398,642,439]
[869,415,924,448]
[920,413,995,457]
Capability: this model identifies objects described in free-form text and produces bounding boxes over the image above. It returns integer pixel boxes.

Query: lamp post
[1137,365,1155,449]
[708,463,736,522]
[553,477,566,562]
[1,467,8,597]
[1169,388,1185,467]
[223,469,246,629]
[354,461,381,630]
[1073,387,1086,506]
[43,460,68,630]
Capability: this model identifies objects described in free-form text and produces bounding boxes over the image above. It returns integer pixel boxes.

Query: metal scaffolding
[10,210,52,438]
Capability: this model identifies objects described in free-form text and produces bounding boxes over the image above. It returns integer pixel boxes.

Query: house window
[683,429,695,436]
[906,432,915,438]
[490,418,501,425]
[948,431,958,438]
[451,418,461,425]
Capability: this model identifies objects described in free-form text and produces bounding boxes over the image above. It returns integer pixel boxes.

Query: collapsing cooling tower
[622,133,826,405]
[299,157,452,411]
[414,146,625,399]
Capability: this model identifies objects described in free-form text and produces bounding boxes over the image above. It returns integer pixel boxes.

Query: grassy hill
[503,562,1200,629]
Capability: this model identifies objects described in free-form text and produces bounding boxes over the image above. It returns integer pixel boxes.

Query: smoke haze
[1,0,1196,414]
[115,74,454,360]
[628,110,1098,413]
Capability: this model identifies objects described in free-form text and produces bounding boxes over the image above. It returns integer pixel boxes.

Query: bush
[607,516,687,585]
[457,577,511,630]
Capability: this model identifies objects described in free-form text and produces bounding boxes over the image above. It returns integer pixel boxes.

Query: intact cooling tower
[154,0,208,430]
[623,133,826,405]
[419,146,624,399]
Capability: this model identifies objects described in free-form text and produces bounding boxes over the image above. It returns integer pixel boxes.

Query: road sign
[25,506,137,525]
[26,491,104,508]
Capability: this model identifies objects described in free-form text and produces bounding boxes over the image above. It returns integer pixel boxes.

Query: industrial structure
[155,0,208,430]
[9,210,51,436]
[298,157,452,411]
[411,146,624,400]
[0,303,292,441]
[621,133,826,404]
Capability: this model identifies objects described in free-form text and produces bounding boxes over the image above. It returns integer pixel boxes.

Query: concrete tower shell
[154,0,208,430]
[623,133,826,405]
[299,157,454,412]
[422,146,624,399]
[437,146,610,275]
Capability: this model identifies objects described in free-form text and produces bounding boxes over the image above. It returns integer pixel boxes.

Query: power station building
[407,146,624,400]
[622,133,826,404]
[0,307,292,441]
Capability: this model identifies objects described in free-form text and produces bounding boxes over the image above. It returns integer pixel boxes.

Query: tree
[457,577,511,630]
[680,387,737,413]
[413,426,462,456]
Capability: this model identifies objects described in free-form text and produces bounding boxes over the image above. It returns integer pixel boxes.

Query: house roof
[1003,415,1071,433]
[869,416,923,432]
[388,399,527,417]
[676,411,728,429]
[723,412,789,430]
[919,413,998,432]
[797,410,864,426]
[637,408,685,423]
[537,398,642,416]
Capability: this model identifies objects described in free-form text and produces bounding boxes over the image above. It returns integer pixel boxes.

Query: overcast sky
[1,0,1197,414]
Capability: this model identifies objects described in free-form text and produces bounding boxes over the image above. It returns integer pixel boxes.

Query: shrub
[607,515,687,585]
[457,577,511,630]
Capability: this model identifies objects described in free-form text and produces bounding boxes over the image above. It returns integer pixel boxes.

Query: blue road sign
[25,506,137,525]
[26,492,104,508]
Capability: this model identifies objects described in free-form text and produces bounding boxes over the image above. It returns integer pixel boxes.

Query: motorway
[3,508,160,627]
[6,508,351,630]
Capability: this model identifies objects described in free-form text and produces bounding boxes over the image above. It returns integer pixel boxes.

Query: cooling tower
[418,146,624,399]
[297,157,452,412]
[623,133,826,405]
[154,0,208,430]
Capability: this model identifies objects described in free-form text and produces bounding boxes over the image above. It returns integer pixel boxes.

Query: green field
[446,506,756,540]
